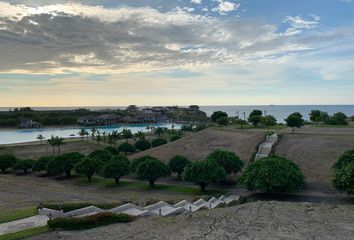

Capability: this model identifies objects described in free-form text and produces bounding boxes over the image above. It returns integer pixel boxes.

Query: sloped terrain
[28,201,354,240]
[131,128,265,163]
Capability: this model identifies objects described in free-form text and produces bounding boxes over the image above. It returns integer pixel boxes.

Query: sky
[0,0,354,107]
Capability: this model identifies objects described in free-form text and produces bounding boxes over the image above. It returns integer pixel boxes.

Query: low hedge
[48,212,135,230]
[40,202,124,212]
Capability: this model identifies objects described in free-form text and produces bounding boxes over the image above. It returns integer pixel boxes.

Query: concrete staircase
[255,133,278,160]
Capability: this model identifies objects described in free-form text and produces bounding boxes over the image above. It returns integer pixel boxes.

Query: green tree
[216,117,229,127]
[121,129,133,142]
[206,150,244,175]
[118,142,136,155]
[102,155,130,184]
[309,110,329,124]
[168,155,191,180]
[78,128,88,141]
[211,111,228,122]
[12,159,35,174]
[332,162,354,194]
[134,131,145,140]
[261,115,277,132]
[239,156,305,193]
[47,152,85,177]
[88,150,112,163]
[75,157,102,182]
[151,138,168,147]
[285,112,304,133]
[32,156,53,173]
[104,146,119,155]
[184,159,226,192]
[236,119,248,129]
[154,127,165,137]
[36,134,45,144]
[136,158,170,187]
[135,139,151,151]
[332,149,354,170]
[248,110,263,127]
[170,134,181,142]
[0,154,17,173]
[131,156,153,173]
[328,112,348,125]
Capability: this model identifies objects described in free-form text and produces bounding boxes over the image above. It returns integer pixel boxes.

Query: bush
[184,159,226,192]
[327,112,348,125]
[211,111,228,122]
[151,138,168,147]
[12,159,35,174]
[104,146,119,155]
[0,154,17,173]
[206,150,244,175]
[75,157,103,182]
[32,156,53,173]
[332,149,354,170]
[48,212,134,230]
[102,155,130,184]
[88,150,112,162]
[285,112,304,132]
[170,134,181,142]
[136,157,170,187]
[239,156,305,193]
[118,142,136,155]
[168,155,191,180]
[47,152,85,177]
[134,139,151,151]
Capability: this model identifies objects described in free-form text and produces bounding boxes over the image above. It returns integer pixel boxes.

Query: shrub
[332,149,354,170]
[216,117,229,127]
[184,159,226,192]
[32,156,53,173]
[168,155,191,180]
[134,139,151,151]
[332,162,354,194]
[75,157,103,182]
[88,150,112,163]
[0,154,17,173]
[118,142,136,155]
[327,112,348,125]
[285,112,304,132]
[48,212,134,230]
[151,138,168,147]
[12,159,35,174]
[47,152,85,177]
[102,155,130,184]
[239,156,305,193]
[248,110,263,127]
[136,157,170,187]
[206,150,244,175]
[170,134,181,142]
[104,146,119,155]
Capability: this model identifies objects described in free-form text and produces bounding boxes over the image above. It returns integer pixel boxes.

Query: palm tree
[154,127,165,137]
[54,136,66,155]
[102,132,107,144]
[96,132,102,145]
[47,136,56,155]
[36,134,45,144]
[145,126,151,133]
[121,129,133,142]
[134,131,145,140]
[90,127,97,140]
[111,130,120,146]
[78,128,87,141]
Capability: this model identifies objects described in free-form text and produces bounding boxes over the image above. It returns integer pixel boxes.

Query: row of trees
[309,110,349,125]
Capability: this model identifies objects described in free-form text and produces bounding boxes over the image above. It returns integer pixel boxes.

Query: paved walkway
[0,215,49,235]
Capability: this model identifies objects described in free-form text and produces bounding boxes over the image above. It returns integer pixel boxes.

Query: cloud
[191,0,202,4]
[212,0,240,14]
[284,15,320,29]
[0,1,351,77]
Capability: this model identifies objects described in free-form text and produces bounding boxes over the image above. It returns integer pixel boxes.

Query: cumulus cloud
[0,1,345,75]
[191,0,202,4]
[212,0,240,14]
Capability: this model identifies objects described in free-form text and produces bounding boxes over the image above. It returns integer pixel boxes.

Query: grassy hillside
[130,128,265,163]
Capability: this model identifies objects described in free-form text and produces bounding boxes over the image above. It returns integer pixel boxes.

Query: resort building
[19,119,41,128]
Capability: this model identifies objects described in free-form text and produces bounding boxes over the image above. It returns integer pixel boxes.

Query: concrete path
[0,215,49,235]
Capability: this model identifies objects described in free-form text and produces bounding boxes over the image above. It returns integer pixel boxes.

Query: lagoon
[0,123,180,145]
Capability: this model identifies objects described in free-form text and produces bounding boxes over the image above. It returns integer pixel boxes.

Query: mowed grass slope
[130,128,265,163]
[274,133,354,186]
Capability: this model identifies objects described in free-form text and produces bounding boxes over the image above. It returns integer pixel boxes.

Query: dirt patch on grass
[274,133,354,189]
[130,128,265,163]
[28,201,354,240]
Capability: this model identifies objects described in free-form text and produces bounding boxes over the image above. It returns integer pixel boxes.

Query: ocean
[1,105,354,122]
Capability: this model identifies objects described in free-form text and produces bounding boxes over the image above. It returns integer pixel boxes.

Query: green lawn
[0,208,37,224]
[0,226,49,240]
[76,177,227,196]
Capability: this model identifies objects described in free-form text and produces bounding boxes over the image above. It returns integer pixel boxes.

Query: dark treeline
[0,108,126,127]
